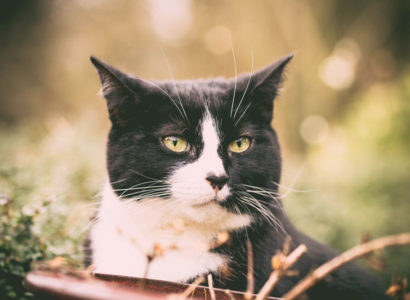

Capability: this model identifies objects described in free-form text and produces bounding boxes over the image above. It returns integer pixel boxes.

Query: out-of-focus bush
[0,199,49,299]
[284,72,410,283]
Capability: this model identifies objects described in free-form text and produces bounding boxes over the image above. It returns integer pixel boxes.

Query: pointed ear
[90,56,142,126]
[248,53,293,115]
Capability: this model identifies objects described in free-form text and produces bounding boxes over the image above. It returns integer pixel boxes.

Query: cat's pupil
[236,139,242,147]
[172,138,178,146]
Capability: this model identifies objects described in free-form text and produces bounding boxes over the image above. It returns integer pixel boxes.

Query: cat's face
[91,55,292,220]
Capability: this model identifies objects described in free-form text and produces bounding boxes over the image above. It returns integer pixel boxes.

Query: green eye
[229,137,251,153]
[163,136,188,152]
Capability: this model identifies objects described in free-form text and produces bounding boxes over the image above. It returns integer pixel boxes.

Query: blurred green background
[0,0,409,298]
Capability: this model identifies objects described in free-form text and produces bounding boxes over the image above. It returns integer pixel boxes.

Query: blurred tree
[0,0,52,123]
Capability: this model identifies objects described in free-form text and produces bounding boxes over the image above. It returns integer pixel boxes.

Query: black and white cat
[85,54,389,299]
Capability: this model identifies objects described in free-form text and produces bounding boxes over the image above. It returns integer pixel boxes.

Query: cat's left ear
[90,56,150,126]
[247,53,293,114]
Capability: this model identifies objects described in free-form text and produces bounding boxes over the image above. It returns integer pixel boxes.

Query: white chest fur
[90,182,251,282]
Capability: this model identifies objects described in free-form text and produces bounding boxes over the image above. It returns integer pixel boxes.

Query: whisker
[114,184,168,193]
[230,44,238,118]
[145,80,186,120]
[273,166,314,199]
[111,180,164,192]
[234,102,251,127]
[239,195,286,235]
[119,183,165,198]
[128,191,170,199]
[236,188,286,232]
[239,190,281,209]
[233,49,254,119]
[109,177,129,185]
[244,193,281,209]
[80,215,100,234]
[244,189,280,199]
[159,46,188,121]
[242,184,281,195]
[129,170,165,182]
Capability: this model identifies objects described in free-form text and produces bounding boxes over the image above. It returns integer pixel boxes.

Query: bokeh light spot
[318,38,361,90]
[148,0,192,43]
[299,115,329,145]
[204,26,232,55]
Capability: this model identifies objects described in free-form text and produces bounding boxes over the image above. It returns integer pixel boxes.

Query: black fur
[88,55,389,299]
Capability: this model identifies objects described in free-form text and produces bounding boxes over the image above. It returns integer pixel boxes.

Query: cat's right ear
[90,56,144,126]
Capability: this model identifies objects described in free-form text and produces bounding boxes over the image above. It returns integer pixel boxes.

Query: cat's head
[91,54,292,222]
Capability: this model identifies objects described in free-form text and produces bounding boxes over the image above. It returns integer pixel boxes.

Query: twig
[245,240,254,299]
[256,244,307,300]
[208,274,216,300]
[169,276,204,299]
[224,289,236,300]
[283,233,410,300]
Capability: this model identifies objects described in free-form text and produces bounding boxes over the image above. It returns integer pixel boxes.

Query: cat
[84,54,390,299]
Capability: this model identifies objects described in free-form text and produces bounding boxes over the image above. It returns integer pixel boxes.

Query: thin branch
[207,274,216,300]
[169,276,204,300]
[283,233,410,300]
[245,240,255,299]
[224,289,236,300]
[256,244,307,300]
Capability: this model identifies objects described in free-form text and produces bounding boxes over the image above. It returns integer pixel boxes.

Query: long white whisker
[109,178,129,185]
[119,182,167,197]
[237,190,285,230]
[242,184,280,196]
[115,184,168,193]
[242,184,281,195]
[145,81,186,120]
[275,166,313,199]
[124,186,169,197]
[80,216,100,234]
[245,189,279,198]
[159,47,188,121]
[233,50,254,119]
[244,191,281,207]
[128,190,170,198]
[240,195,286,234]
[230,44,238,118]
[234,102,251,127]
[112,180,165,192]
[129,170,165,182]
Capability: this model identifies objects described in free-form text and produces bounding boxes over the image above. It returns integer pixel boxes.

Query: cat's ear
[246,53,293,115]
[90,56,146,126]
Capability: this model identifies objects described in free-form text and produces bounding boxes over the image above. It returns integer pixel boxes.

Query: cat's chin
[182,200,251,227]
[192,198,222,208]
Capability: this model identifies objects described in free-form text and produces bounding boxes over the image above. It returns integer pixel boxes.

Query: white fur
[91,182,251,282]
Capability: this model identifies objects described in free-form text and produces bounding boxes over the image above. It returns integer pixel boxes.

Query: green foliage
[284,73,410,283]
[0,200,49,299]
[0,119,103,299]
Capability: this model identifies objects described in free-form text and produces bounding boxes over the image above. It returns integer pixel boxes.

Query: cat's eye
[229,137,252,153]
[162,136,189,152]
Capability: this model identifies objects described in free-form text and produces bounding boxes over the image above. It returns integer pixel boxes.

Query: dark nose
[206,174,229,191]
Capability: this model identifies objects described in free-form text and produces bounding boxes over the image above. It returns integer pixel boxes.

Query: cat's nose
[206,174,229,191]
